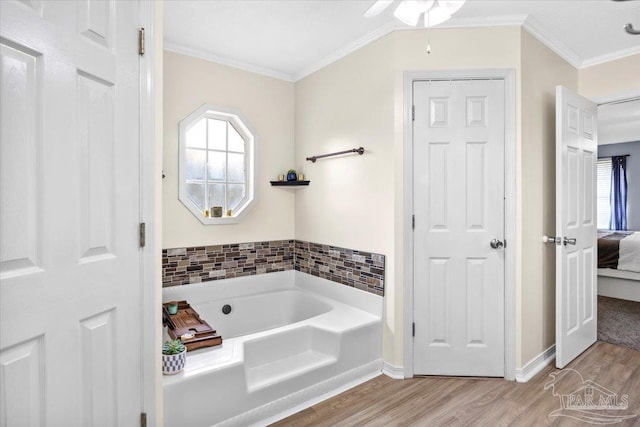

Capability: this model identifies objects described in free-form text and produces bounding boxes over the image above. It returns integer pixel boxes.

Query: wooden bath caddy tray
[163,301,223,351]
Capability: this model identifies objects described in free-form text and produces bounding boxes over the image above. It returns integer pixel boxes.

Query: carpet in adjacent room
[598,295,640,352]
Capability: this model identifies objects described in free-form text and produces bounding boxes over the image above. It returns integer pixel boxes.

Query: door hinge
[412,214,415,230]
[412,322,415,337]
[412,105,415,121]
[140,412,147,427]
[138,27,145,56]
[139,222,146,248]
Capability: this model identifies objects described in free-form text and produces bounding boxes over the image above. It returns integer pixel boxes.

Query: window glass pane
[227,184,245,211]
[187,183,205,211]
[186,118,206,149]
[180,105,256,223]
[228,123,245,153]
[185,148,206,180]
[208,118,226,151]
[228,153,245,183]
[207,151,226,181]
[207,183,225,209]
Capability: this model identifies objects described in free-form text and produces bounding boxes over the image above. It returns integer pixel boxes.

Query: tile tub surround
[162,240,295,287]
[294,241,385,296]
[162,240,385,295]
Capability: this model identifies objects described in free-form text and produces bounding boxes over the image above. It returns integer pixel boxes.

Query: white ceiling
[163,0,640,81]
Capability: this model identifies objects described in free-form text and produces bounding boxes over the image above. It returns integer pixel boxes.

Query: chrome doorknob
[563,237,577,246]
[543,236,562,245]
[490,239,504,249]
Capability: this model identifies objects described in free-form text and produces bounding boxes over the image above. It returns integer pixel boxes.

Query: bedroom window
[178,104,256,224]
[597,158,612,229]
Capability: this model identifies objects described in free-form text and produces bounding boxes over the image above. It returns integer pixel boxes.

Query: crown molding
[581,44,640,69]
[164,42,295,82]
[522,17,640,70]
[521,16,583,68]
[293,21,401,81]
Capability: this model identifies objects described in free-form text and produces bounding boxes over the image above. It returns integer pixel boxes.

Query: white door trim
[139,1,160,424]
[402,69,516,380]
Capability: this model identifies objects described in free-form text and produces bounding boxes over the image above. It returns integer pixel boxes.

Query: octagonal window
[179,105,256,224]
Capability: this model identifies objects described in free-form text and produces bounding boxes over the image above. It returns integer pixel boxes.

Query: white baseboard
[515,345,556,383]
[382,361,405,379]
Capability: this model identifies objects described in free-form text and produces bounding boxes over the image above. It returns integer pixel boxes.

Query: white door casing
[413,79,505,377]
[1,1,143,425]
[555,86,598,369]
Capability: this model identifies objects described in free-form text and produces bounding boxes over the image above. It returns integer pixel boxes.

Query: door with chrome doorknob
[412,78,505,377]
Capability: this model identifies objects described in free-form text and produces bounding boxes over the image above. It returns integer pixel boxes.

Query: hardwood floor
[272,342,640,426]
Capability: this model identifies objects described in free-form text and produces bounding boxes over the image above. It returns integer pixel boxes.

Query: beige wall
[163,51,296,248]
[295,27,522,366]
[295,34,398,362]
[579,54,640,99]
[519,31,578,367]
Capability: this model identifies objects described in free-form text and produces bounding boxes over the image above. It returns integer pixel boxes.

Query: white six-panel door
[413,79,505,377]
[0,1,142,425]
[555,86,598,368]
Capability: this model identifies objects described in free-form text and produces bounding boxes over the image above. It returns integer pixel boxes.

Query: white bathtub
[162,270,383,427]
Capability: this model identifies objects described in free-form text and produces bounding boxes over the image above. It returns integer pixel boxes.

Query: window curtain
[609,156,627,230]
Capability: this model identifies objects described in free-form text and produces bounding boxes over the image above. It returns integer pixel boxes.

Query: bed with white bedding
[597,230,640,302]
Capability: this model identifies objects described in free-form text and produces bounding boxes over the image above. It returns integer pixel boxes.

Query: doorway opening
[595,96,640,350]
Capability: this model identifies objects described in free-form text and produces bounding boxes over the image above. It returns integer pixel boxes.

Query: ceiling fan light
[394,0,434,26]
[364,0,394,18]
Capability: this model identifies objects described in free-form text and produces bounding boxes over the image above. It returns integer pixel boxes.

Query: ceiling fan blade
[364,0,394,17]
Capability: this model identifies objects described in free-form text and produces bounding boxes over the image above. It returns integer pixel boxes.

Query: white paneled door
[413,79,505,377]
[555,86,598,368]
[1,1,142,425]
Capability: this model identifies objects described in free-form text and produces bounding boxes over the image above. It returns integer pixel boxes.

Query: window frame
[596,157,612,229]
[178,104,257,225]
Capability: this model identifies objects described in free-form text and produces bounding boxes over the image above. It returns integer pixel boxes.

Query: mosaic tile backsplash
[162,240,294,287]
[294,241,384,296]
[162,240,385,296]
